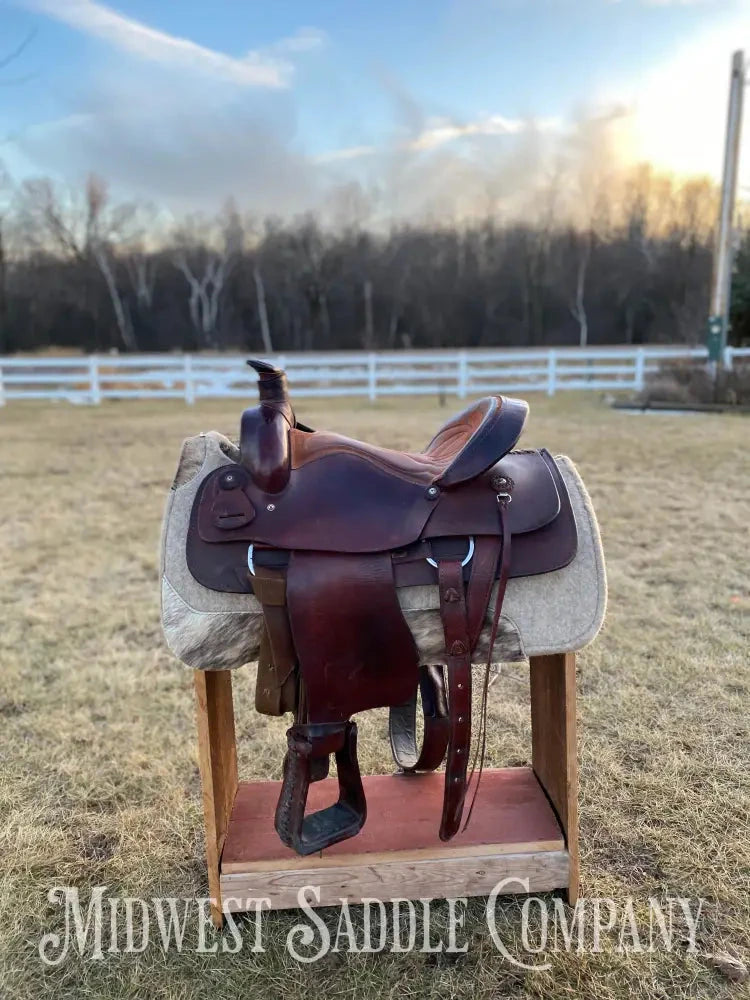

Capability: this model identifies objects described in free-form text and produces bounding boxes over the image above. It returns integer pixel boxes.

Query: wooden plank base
[220,767,569,911]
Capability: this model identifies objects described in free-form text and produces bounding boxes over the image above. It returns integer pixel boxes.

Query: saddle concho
[184,360,578,855]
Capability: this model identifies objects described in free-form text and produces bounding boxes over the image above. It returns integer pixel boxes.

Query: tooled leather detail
[491,472,515,493]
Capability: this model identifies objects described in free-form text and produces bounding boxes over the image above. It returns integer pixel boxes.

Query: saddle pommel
[240,359,295,493]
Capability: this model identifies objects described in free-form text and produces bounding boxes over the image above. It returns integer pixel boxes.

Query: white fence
[0,345,748,405]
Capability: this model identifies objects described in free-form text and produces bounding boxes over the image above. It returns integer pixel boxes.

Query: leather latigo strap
[465,535,504,647]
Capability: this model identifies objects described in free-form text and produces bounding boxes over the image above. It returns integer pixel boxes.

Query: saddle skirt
[165,359,605,856]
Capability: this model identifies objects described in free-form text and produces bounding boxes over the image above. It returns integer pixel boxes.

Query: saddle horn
[247,359,292,407]
[240,359,295,493]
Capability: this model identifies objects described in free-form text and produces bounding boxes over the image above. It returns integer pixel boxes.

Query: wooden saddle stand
[175,361,594,926]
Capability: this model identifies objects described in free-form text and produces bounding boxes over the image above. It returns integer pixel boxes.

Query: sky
[2,0,750,220]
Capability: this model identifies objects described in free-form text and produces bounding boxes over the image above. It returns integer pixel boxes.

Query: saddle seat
[289,395,529,489]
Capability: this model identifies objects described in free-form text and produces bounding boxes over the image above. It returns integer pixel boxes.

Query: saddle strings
[462,500,511,831]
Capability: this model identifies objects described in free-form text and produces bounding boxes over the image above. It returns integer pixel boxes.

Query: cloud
[314,113,576,224]
[8,5,328,213]
[20,0,325,88]
[600,11,750,182]
[409,114,560,151]
[316,114,561,163]
[11,87,575,224]
[314,145,378,164]
[13,65,320,215]
[270,27,328,54]
[8,2,741,224]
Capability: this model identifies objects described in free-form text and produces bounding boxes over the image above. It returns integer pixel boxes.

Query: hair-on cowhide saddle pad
[160,431,606,672]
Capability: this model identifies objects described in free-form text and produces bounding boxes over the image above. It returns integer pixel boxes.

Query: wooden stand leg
[529,652,579,904]
[194,670,238,927]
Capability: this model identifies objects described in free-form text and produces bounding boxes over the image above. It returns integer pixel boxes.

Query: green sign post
[706,315,724,363]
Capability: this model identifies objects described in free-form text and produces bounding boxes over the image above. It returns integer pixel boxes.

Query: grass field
[1,393,748,999]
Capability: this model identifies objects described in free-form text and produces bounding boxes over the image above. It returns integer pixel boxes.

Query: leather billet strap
[463,500,512,829]
[434,534,504,840]
[437,559,473,841]
[389,665,450,772]
[274,721,366,855]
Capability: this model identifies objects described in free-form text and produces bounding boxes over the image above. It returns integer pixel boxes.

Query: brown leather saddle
[186,360,577,855]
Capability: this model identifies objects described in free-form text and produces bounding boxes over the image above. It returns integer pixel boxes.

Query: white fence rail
[0,346,748,405]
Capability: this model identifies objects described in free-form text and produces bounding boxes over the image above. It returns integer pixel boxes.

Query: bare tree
[0,28,36,87]
[253,264,273,353]
[174,251,229,348]
[126,251,157,311]
[519,183,558,346]
[15,173,139,349]
[363,278,374,350]
[0,159,724,355]
[119,202,161,314]
[173,201,242,349]
[85,176,138,350]
[568,230,591,347]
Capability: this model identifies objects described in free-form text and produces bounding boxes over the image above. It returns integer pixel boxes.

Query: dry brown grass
[0,393,748,1000]
[642,360,750,407]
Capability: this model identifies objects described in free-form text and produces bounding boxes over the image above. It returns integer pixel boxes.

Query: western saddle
[186,360,577,855]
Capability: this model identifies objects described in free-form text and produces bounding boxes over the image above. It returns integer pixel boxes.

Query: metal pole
[708,50,745,372]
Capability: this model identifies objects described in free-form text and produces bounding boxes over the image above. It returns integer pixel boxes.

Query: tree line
[0,164,743,356]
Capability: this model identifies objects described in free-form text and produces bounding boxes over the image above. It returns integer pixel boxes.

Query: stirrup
[274,721,366,855]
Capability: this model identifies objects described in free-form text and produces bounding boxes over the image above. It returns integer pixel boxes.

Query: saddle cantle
[185,359,578,855]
